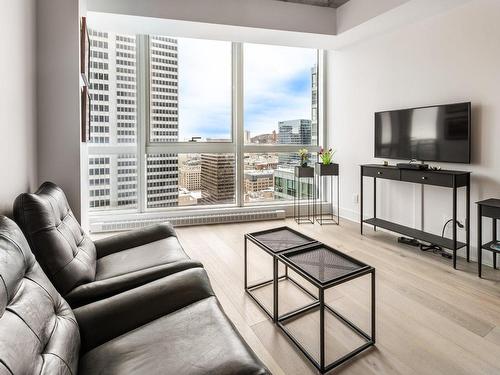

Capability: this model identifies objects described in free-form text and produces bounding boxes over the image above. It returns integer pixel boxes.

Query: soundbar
[396,163,429,170]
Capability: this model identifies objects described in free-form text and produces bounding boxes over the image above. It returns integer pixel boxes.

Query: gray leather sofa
[0,216,270,374]
[14,182,202,307]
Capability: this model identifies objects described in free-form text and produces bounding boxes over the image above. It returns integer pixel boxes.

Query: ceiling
[274,0,350,8]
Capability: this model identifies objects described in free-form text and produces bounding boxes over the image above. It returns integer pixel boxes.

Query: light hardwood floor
[175,218,500,375]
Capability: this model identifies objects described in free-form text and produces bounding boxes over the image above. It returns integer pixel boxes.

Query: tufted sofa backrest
[14,182,97,295]
[0,216,80,374]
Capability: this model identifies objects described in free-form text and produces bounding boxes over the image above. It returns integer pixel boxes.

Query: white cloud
[177,39,317,140]
[178,38,232,141]
[244,43,316,137]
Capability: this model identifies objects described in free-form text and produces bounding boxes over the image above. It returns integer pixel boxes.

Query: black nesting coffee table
[277,243,375,373]
[244,227,318,322]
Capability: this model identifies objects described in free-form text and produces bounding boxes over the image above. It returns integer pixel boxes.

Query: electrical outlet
[352,193,359,204]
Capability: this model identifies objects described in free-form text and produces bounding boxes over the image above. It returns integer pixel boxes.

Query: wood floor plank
[171,217,500,374]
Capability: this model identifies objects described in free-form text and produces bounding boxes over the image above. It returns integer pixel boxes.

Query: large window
[149,36,232,143]
[244,44,318,146]
[88,29,321,216]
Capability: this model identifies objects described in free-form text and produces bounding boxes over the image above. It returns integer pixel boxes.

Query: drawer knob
[377,171,382,175]
[422,176,427,180]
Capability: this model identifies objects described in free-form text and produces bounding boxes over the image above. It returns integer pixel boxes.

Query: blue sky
[177,39,316,141]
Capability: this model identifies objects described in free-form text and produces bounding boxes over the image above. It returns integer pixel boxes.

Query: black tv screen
[374,102,471,163]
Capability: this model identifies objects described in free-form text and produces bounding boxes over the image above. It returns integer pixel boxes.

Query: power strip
[398,237,420,247]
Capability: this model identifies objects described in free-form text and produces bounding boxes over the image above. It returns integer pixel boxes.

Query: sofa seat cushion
[64,236,200,308]
[95,236,189,281]
[79,297,269,375]
[64,258,203,308]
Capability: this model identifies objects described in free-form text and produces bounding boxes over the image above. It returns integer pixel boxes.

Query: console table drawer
[401,170,453,187]
[363,167,400,180]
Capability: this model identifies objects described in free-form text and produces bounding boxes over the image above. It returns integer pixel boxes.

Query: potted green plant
[295,148,314,177]
[298,148,309,167]
[316,147,338,176]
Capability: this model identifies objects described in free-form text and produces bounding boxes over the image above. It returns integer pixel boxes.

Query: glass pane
[88,30,138,211]
[244,44,318,145]
[147,153,235,208]
[150,36,232,143]
[89,154,138,210]
[244,153,316,204]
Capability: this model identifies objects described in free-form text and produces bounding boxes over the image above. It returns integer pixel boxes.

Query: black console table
[360,164,470,269]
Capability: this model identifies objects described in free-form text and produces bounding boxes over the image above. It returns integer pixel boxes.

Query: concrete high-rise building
[179,164,201,191]
[244,171,274,202]
[311,65,318,146]
[200,154,235,204]
[88,31,179,210]
[146,36,179,208]
[278,119,312,145]
[88,30,138,210]
[277,119,312,166]
[274,168,313,201]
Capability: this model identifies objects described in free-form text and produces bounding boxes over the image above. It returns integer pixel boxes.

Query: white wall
[37,0,85,221]
[336,0,410,34]
[0,0,38,216]
[328,0,500,265]
[88,0,337,36]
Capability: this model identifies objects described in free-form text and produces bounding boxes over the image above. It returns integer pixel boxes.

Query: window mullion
[136,35,149,213]
[234,42,244,208]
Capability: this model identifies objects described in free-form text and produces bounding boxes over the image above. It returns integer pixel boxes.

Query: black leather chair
[0,216,270,374]
[14,182,202,307]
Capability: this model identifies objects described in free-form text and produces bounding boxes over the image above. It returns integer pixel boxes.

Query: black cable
[399,219,463,260]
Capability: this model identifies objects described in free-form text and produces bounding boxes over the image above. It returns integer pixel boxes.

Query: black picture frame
[81,86,91,142]
[80,17,90,85]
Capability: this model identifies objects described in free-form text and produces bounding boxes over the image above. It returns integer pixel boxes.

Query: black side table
[277,244,375,373]
[244,227,318,321]
[476,199,500,278]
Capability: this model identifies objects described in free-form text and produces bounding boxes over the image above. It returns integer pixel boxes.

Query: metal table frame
[244,226,318,322]
[276,245,376,373]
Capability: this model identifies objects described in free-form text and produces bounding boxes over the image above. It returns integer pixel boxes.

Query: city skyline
[88,30,318,210]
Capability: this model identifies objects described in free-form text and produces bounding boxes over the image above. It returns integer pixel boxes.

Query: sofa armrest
[93,222,177,258]
[65,259,203,308]
[73,267,214,353]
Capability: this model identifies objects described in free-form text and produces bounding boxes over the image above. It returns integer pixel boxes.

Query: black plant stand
[294,166,315,224]
[315,163,339,225]
[476,198,500,278]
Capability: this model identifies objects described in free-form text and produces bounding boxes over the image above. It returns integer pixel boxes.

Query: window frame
[88,36,326,218]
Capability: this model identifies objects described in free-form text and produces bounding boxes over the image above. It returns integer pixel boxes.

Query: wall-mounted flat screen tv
[374,102,471,163]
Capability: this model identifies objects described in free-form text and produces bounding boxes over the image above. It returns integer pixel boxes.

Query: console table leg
[493,219,497,270]
[478,205,482,278]
[373,178,377,232]
[452,182,457,269]
[466,176,470,262]
[360,168,363,235]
